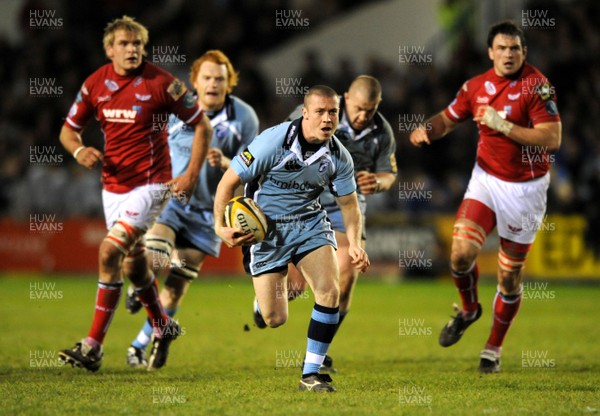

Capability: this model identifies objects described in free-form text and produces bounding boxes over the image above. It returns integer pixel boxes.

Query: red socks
[485,290,522,350]
[87,282,123,345]
[135,275,169,337]
[451,262,480,314]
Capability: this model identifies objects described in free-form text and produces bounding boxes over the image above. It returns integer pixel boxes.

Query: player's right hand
[409,125,431,147]
[215,225,255,248]
[75,147,103,169]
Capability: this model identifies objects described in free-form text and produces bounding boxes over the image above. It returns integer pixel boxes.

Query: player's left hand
[474,105,514,136]
[356,170,379,195]
[207,148,230,170]
[349,245,370,273]
[166,173,197,204]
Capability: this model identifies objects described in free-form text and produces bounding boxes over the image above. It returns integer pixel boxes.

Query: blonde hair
[103,15,149,53]
[189,50,239,94]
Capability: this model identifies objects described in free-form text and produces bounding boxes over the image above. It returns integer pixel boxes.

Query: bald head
[344,75,382,130]
[348,75,382,103]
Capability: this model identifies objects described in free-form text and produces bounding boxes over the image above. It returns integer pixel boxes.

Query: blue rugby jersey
[230,117,356,224]
[167,95,259,209]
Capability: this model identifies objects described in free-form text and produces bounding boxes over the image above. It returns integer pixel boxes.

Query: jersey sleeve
[230,124,283,183]
[527,77,561,126]
[64,81,95,131]
[163,77,203,126]
[374,117,398,174]
[330,142,356,197]
[444,81,473,123]
[286,103,303,121]
[238,104,259,151]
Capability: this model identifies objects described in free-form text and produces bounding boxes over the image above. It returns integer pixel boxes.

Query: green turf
[1,275,599,415]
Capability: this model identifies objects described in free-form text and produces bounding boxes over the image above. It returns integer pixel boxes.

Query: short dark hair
[304,85,338,106]
[487,20,526,49]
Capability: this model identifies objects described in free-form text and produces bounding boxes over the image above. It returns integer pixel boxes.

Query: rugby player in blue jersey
[214,85,369,392]
[254,76,397,373]
[125,50,259,370]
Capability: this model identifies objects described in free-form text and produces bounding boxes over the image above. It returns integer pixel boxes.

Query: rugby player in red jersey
[409,21,561,372]
[58,16,211,372]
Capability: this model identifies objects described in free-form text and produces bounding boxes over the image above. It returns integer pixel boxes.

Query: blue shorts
[156,200,221,257]
[323,197,367,240]
[243,212,336,276]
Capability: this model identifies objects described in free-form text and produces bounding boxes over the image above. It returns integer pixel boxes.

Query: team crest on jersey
[133,76,142,87]
[135,93,152,101]
[509,81,517,88]
[484,81,496,95]
[215,126,228,140]
[318,159,330,173]
[167,79,186,101]
[104,79,119,92]
[240,148,254,167]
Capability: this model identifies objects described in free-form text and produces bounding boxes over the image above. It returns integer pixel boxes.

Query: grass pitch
[1,274,599,415]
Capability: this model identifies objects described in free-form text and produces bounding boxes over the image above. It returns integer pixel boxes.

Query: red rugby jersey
[65,61,203,193]
[444,62,560,182]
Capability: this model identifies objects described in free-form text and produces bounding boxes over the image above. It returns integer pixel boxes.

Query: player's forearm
[375,172,396,193]
[426,111,455,141]
[186,115,212,177]
[505,122,562,152]
[59,125,84,156]
[214,168,241,228]
[338,194,363,246]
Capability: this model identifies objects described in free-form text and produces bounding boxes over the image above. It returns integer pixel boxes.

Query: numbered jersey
[64,61,203,193]
[444,62,560,182]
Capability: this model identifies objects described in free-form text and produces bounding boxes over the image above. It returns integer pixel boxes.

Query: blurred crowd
[0,0,598,249]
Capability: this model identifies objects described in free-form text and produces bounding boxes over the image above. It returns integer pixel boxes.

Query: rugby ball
[224,196,268,243]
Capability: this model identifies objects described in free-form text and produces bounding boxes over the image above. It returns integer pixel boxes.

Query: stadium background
[0,0,598,280]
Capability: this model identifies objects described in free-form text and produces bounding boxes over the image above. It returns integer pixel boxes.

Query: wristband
[73,146,86,159]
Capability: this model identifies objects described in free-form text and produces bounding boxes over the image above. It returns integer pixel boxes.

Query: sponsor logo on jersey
[167,79,186,101]
[536,83,552,101]
[476,96,490,104]
[135,93,152,101]
[508,93,521,101]
[318,159,330,173]
[102,108,138,123]
[104,79,119,92]
[484,81,496,95]
[545,100,558,116]
[240,149,254,167]
[183,92,196,108]
[97,95,111,102]
[269,177,317,191]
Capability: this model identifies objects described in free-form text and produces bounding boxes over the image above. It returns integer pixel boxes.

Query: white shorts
[464,163,549,244]
[102,184,169,232]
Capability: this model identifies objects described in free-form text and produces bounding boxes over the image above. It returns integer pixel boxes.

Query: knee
[450,248,475,273]
[99,242,123,269]
[498,270,522,294]
[264,311,288,328]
